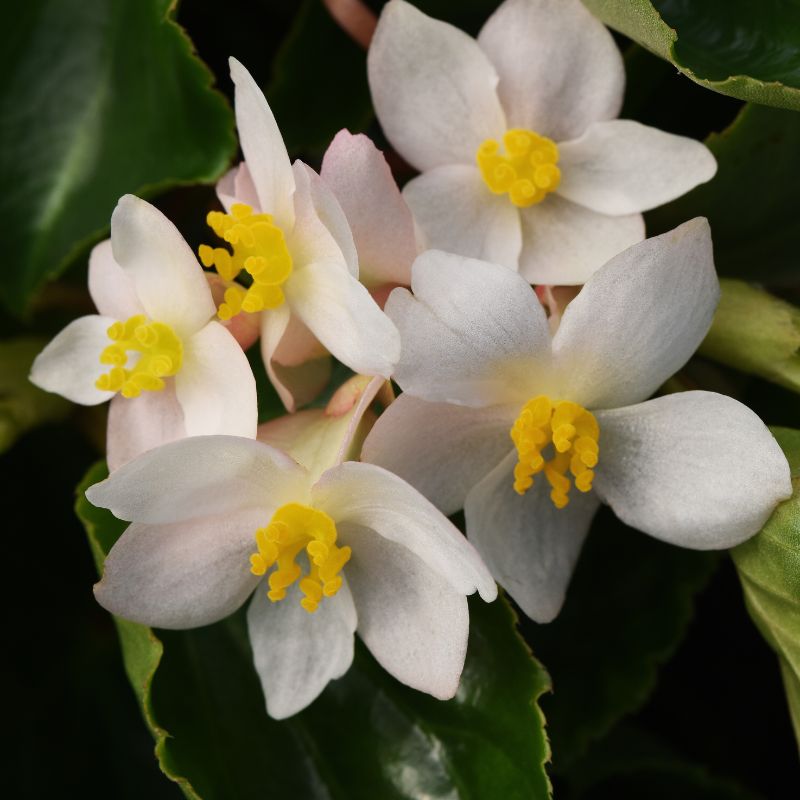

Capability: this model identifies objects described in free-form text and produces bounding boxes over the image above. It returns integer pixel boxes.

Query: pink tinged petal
[106,385,186,472]
[312,461,497,601]
[287,161,358,275]
[403,165,522,272]
[110,195,215,336]
[93,507,266,629]
[175,321,258,439]
[87,239,144,319]
[362,393,516,516]
[321,130,416,287]
[206,272,261,350]
[29,315,117,405]
[367,0,507,171]
[517,195,644,285]
[552,218,718,409]
[285,261,400,379]
[85,435,308,524]
[477,0,625,140]
[341,522,470,700]
[216,161,261,213]
[229,57,295,230]
[594,392,792,550]
[557,120,718,215]
[247,579,357,719]
[464,452,600,623]
[273,312,328,366]
[386,250,553,407]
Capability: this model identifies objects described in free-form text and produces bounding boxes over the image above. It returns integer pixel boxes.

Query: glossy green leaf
[76,462,552,800]
[0,0,235,313]
[732,427,800,753]
[582,0,800,110]
[522,508,717,769]
[646,104,800,283]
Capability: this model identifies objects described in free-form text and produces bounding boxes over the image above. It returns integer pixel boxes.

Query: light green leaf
[732,427,800,754]
[0,0,235,313]
[76,462,552,800]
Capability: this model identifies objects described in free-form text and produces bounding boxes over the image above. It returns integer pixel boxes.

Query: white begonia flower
[367,0,718,285]
[362,219,792,623]
[29,195,257,470]
[86,434,496,720]
[201,59,401,411]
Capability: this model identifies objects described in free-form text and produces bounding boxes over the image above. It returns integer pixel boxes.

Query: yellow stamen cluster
[510,396,599,509]
[477,129,561,207]
[95,315,183,398]
[198,203,293,319]
[249,503,352,614]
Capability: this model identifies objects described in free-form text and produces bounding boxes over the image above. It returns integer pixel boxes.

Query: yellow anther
[198,203,293,320]
[477,129,561,208]
[248,503,351,614]
[94,315,183,398]
[510,395,600,508]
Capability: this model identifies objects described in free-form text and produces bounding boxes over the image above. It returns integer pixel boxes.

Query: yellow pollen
[198,203,293,319]
[510,396,600,508]
[249,503,351,614]
[94,315,183,398]
[477,129,561,207]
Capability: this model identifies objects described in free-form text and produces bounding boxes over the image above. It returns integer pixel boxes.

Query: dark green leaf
[77,462,552,799]
[0,0,235,313]
[732,427,800,753]
[582,0,800,110]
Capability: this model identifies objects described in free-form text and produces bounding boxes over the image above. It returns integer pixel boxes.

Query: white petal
[517,195,644,285]
[367,0,506,170]
[477,0,624,140]
[594,392,792,549]
[86,435,308,524]
[247,579,356,719]
[285,261,400,378]
[175,322,257,439]
[106,386,186,472]
[362,394,515,515]
[386,250,552,407]
[552,218,718,409]
[229,57,295,230]
[87,239,143,320]
[216,161,261,213]
[321,130,416,287]
[29,315,116,405]
[110,195,215,336]
[287,161,358,276]
[342,522,470,700]
[465,452,600,622]
[403,165,522,271]
[557,120,718,214]
[313,461,496,601]
[94,508,265,628]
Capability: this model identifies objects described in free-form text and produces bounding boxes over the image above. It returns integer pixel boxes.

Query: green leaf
[0,338,70,453]
[646,104,800,282]
[732,427,800,754]
[76,462,552,799]
[698,280,800,394]
[0,0,235,313]
[523,509,717,769]
[582,0,800,110]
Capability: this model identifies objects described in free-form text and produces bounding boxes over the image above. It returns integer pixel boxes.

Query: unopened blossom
[367,0,717,285]
[363,220,791,622]
[87,434,496,719]
[30,195,257,470]
[204,59,400,410]
[321,130,417,307]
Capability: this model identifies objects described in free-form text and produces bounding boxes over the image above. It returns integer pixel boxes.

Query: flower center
[198,203,293,319]
[477,129,561,207]
[95,315,183,398]
[249,503,352,614]
[510,396,599,508]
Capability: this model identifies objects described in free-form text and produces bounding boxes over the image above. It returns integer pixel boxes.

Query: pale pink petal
[87,239,143,320]
[216,161,261,213]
